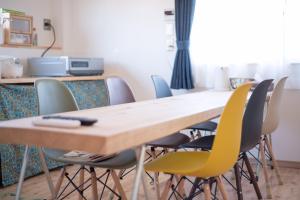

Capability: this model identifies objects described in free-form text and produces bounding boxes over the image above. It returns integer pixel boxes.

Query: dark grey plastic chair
[35,79,136,200]
[105,76,135,105]
[151,75,218,136]
[182,79,273,200]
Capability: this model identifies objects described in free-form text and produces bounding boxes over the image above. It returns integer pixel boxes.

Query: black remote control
[43,115,98,126]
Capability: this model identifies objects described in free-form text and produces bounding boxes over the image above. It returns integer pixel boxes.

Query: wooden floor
[0,163,299,200]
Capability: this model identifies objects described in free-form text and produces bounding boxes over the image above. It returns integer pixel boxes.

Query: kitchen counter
[0,75,105,84]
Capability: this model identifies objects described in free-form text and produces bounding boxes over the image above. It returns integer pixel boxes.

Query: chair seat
[90,149,136,169]
[180,134,259,154]
[180,135,215,150]
[189,121,218,132]
[44,148,137,170]
[144,151,212,177]
[147,132,190,149]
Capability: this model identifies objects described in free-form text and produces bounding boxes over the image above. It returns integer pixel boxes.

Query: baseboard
[277,160,300,169]
[248,157,300,169]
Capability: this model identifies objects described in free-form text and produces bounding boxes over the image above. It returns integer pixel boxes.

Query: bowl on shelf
[229,77,255,90]
[229,77,274,91]
[0,58,23,78]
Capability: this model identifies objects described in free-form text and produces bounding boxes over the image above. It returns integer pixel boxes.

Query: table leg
[131,145,149,200]
[38,147,56,199]
[15,145,29,200]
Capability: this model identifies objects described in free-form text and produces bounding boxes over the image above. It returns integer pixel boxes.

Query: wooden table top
[0,91,232,154]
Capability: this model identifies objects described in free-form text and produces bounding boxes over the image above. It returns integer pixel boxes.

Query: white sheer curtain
[190,0,300,89]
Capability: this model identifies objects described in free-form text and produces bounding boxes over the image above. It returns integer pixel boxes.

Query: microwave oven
[28,57,104,77]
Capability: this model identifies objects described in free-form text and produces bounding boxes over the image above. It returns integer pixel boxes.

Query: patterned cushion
[0,80,108,186]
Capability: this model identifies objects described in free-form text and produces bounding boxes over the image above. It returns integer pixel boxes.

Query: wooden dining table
[0,90,232,200]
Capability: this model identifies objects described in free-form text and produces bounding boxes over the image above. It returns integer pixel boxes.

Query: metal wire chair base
[55,167,122,200]
[163,176,219,200]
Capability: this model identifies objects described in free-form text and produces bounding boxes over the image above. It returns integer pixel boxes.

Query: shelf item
[2,13,33,46]
[1,62,23,79]
[32,27,38,46]
[0,8,25,16]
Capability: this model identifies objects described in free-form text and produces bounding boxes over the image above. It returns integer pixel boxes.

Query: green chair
[35,79,136,200]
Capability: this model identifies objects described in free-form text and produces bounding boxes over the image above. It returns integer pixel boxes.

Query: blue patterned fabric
[0,80,108,187]
[170,0,196,89]
[64,81,108,109]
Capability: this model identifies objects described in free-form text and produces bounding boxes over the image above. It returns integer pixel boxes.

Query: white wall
[272,90,300,162]
[64,0,174,100]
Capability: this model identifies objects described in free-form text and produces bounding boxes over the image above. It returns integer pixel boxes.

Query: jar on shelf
[32,27,38,46]
[0,24,3,45]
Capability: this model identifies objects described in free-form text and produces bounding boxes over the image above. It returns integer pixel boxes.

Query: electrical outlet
[43,19,51,31]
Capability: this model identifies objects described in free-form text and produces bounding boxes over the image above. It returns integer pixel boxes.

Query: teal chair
[35,79,136,200]
[151,75,218,138]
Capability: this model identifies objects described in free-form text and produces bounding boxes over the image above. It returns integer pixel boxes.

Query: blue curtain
[171,0,196,89]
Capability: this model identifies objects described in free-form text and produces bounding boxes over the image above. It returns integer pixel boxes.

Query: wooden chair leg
[175,175,186,198]
[190,130,195,140]
[78,166,85,200]
[260,140,272,199]
[109,170,123,200]
[90,168,98,200]
[243,153,263,199]
[111,170,128,200]
[216,176,228,200]
[268,134,273,149]
[189,177,201,198]
[203,180,212,200]
[265,135,283,185]
[233,164,243,200]
[197,130,202,138]
[255,144,261,180]
[54,167,66,198]
[150,148,161,199]
[161,175,174,200]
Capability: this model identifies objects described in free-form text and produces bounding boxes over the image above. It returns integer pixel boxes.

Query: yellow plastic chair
[144,83,252,200]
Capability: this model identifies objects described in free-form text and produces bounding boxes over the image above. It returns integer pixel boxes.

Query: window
[190,0,300,88]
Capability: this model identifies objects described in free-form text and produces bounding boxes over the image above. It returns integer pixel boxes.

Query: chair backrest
[262,77,288,135]
[35,79,79,115]
[240,79,273,152]
[151,75,173,98]
[35,79,79,157]
[198,83,252,176]
[106,76,135,105]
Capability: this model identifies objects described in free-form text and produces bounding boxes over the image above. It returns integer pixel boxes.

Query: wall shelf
[0,75,106,84]
[0,44,62,50]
